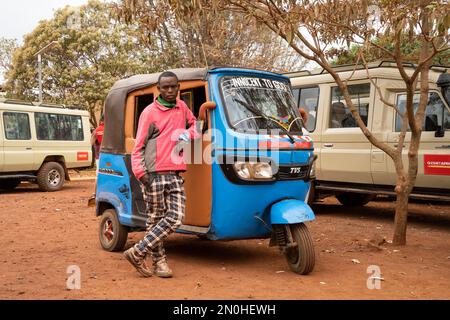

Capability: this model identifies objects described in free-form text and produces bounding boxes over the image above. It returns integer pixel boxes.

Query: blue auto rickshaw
[96,67,317,274]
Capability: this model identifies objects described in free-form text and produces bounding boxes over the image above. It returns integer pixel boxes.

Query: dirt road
[0,178,449,300]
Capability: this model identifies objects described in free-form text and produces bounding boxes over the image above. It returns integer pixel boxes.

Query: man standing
[124,71,199,278]
[90,116,104,173]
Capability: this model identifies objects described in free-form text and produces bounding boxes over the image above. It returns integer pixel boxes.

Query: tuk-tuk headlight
[234,162,251,179]
[234,161,273,180]
[253,162,273,179]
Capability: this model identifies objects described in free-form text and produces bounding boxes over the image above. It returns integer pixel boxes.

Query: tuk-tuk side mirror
[199,101,216,121]
[299,108,308,124]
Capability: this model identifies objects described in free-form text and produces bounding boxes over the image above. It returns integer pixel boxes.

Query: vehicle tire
[284,223,315,275]
[99,209,128,252]
[37,162,65,192]
[335,192,376,206]
[0,179,21,190]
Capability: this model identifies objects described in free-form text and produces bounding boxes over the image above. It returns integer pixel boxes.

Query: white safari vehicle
[0,99,92,191]
[286,61,450,205]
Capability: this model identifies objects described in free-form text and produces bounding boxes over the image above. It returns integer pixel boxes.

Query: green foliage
[332,37,450,66]
[0,38,19,80]
[112,0,305,72]
[4,0,155,126]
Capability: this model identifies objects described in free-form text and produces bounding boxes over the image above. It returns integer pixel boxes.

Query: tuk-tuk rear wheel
[99,209,128,252]
[284,223,315,275]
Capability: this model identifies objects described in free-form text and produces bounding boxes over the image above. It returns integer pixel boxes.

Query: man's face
[157,76,179,103]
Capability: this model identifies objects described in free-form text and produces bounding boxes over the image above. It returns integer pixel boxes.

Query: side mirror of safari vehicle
[435,125,445,138]
[199,101,216,132]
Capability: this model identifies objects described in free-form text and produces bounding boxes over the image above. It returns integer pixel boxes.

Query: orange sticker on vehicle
[424,155,450,175]
[77,152,89,161]
[258,141,312,149]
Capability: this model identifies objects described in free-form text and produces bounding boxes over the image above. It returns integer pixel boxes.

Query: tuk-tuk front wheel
[99,209,128,252]
[284,223,315,275]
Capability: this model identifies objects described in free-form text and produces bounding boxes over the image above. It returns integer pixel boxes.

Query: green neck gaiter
[157,96,176,109]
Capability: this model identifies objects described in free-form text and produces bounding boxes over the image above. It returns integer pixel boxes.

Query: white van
[0,99,92,191]
[286,62,450,205]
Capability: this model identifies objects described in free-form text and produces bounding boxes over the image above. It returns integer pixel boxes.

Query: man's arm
[185,106,201,140]
[90,128,98,145]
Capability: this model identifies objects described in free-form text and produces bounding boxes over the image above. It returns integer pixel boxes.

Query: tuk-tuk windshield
[220,76,304,133]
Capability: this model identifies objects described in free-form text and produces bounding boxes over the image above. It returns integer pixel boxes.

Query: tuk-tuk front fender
[270,199,315,224]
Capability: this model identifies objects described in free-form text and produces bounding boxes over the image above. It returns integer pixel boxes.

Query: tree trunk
[393,187,409,245]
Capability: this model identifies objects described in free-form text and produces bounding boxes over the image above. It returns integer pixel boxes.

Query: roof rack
[33,102,67,108]
[285,60,449,77]
[0,98,34,105]
[1,98,86,110]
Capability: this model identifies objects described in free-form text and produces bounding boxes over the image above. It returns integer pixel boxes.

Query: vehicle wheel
[336,192,376,206]
[37,162,65,192]
[0,179,21,190]
[99,209,128,252]
[284,223,315,275]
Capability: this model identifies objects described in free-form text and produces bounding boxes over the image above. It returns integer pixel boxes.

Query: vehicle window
[298,87,319,132]
[35,113,84,141]
[134,94,154,138]
[292,88,300,106]
[395,91,450,132]
[220,76,303,134]
[3,112,31,140]
[180,87,206,118]
[329,83,370,128]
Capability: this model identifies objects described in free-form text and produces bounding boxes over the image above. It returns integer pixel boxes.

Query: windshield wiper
[234,98,295,144]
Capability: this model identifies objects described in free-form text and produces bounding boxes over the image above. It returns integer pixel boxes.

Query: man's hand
[139,174,151,186]
[178,131,190,142]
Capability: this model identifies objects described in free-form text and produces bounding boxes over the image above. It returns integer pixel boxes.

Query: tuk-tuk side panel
[96,152,147,228]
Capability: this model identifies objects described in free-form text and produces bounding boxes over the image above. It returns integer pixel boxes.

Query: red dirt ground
[0,178,449,300]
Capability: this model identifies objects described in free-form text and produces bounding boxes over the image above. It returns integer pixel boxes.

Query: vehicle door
[386,90,450,189]
[1,111,34,172]
[179,82,212,228]
[319,82,374,183]
[292,86,321,177]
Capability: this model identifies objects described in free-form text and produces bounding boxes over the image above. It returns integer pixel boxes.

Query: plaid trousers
[133,174,185,264]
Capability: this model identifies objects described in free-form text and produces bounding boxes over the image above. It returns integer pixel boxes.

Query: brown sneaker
[154,259,173,278]
[123,247,152,277]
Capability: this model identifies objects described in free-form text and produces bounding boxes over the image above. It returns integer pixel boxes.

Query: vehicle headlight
[234,162,251,179]
[233,161,273,180]
[253,162,273,179]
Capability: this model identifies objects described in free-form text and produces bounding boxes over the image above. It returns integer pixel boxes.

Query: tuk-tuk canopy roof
[102,68,207,154]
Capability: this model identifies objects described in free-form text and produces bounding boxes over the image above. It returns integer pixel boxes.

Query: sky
[0,0,90,42]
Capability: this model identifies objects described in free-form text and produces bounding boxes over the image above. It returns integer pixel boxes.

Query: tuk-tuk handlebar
[199,101,217,121]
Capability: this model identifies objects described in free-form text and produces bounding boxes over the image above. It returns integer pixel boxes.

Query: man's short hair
[158,71,178,84]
